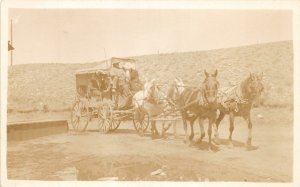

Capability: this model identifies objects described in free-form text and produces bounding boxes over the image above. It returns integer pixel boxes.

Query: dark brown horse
[215,72,264,149]
[178,70,219,149]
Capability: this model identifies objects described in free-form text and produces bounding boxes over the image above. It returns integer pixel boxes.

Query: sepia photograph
[1,0,299,186]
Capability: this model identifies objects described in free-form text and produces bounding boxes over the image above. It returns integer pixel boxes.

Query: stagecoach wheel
[70,99,90,132]
[98,103,114,133]
[109,115,121,132]
[133,107,150,135]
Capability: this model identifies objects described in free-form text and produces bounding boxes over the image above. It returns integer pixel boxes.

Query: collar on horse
[219,83,250,112]
[184,87,210,107]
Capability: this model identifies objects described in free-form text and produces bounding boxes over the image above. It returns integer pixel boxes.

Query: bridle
[247,78,264,99]
[204,89,218,97]
[202,79,219,103]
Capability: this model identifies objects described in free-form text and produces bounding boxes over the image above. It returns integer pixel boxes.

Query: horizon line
[10,39,292,66]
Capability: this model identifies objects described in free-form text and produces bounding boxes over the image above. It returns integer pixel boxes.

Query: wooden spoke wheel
[71,99,90,132]
[133,107,150,135]
[98,102,121,133]
[108,113,121,132]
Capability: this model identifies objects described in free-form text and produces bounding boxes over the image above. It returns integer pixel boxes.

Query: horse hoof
[184,138,191,144]
[184,138,190,144]
[246,144,258,151]
[200,134,205,139]
[151,134,158,140]
[196,138,203,144]
[189,136,194,141]
[213,138,220,145]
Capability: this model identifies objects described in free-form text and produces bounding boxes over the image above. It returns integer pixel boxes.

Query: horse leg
[173,121,177,138]
[198,118,205,143]
[161,121,171,139]
[244,114,253,148]
[153,121,159,136]
[182,114,189,144]
[189,120,195,142]
[161,121,165,137]
[214,111,225,144]
[208,118,213,150]
[150,121,158,139]
[150,120,154,138]
[228,112,235,148]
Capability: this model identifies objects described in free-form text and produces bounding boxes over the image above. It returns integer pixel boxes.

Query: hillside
[8,41,293,113]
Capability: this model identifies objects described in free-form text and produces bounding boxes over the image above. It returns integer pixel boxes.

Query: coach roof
[75,57,137,75]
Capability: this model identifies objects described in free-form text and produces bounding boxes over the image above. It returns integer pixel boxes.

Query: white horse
[132,79,161,136]
[132,78,185,138]
[162,77,185,138]
[133,79,155,107]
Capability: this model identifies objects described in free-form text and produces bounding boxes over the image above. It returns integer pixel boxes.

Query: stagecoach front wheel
[70,99,90,132]
[109,117,121,132]
[133,107,150,135]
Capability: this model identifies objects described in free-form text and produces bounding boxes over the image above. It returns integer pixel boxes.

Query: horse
[215,72,264,149]
[132,79,163,137]
[132,79,157,108]
[159,77,186,138]
[177,70,219,149]
[132,78,184,138]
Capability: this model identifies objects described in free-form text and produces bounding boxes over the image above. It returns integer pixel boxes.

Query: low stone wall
[7,119,69,141]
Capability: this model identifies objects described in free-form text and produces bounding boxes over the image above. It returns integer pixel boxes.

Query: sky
[9,9,292,64]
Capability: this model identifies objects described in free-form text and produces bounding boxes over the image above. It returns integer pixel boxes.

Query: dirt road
[7,107,293,182]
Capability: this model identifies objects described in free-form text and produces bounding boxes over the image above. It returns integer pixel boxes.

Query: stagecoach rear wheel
[98,102,121,133]
[70,99,90,132]
[133,107,150,135]
[98,103,112,133]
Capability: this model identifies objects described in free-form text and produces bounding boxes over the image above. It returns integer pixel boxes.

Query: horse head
[167,77,185,102]
[174,77,185,95]
[245,72,264,107]
[202,70,219,104]
[144,79,163,104]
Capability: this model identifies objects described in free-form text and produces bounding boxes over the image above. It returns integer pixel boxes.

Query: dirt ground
[7,107,293,182]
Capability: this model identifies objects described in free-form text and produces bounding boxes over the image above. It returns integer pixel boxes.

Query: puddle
[75,157,161,181]
[72,155,208,181]
[55,167,78,180]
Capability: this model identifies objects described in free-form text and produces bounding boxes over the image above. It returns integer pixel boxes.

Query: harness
[182,87,208,108]
[219,84,249,112]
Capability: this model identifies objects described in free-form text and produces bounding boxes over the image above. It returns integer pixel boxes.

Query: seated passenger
[87,78,101,98]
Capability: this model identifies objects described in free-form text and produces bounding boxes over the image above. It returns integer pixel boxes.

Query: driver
[111,62,127,93]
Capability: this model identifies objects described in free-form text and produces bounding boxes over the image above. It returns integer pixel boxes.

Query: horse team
[133,70,264,150]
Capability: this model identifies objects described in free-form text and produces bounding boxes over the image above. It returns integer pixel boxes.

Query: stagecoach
[70,57,150,133]
[70,57,206,138]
